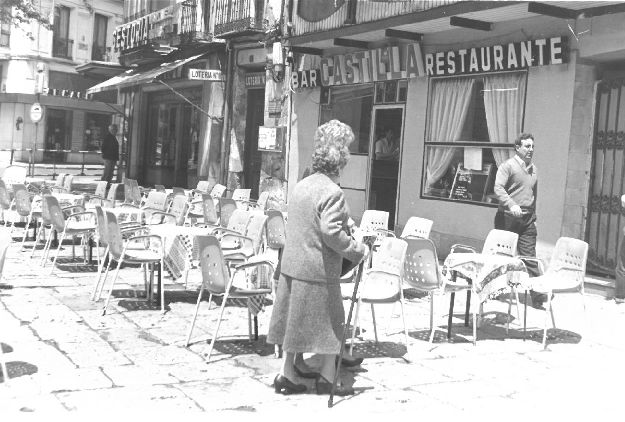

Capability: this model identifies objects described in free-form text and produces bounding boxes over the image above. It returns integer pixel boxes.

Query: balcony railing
[291,0,460,37]
[212,0,265,38]
[52,36,74,59]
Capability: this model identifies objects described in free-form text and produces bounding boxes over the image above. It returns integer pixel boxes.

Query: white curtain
[425,78,476,188]
[483,73,527,165]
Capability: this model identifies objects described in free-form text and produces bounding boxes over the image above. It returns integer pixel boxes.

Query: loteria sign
[316,43,425,87]
[425,36,568,77]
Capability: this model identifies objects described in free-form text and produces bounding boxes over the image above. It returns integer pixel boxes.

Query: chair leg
[350,298,362,356]
[542,294,552,350]
[429,292,436,344]
[472,305,477,346]
[91,247,109,301]
[185,281,207,347]
[39,229,53,266]
[507,289,513,334]
[20,213,32,250]
[50,228,67,274]
[523,290,528,341]
[465,290,471,327]
[159,258,165,313]
[102,256,124,316]
[30,223,42,259]
[399,299,409,352]
[206,291,230,363]
[96,255,113,301]
[371,303,378,343]
[0,351,8,384]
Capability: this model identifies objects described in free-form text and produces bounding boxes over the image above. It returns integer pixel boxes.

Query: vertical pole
[10,149,14,165]
[219,41,234,186]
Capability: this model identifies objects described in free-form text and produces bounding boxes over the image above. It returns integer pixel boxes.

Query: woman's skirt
[267,274,345,355]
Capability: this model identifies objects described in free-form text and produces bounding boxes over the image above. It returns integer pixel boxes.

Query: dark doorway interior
[244,88,265,198]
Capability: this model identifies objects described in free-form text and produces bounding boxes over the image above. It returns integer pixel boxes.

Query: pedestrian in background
[267,120,369,396]
[494,132,547,308]
[100,124,119,183]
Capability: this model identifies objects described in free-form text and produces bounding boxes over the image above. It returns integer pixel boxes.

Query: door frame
[366,103,406,227]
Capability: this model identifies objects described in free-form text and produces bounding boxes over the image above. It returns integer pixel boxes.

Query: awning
[86,53,206,94]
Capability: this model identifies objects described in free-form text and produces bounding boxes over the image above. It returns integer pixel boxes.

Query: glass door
[367,105,404,229]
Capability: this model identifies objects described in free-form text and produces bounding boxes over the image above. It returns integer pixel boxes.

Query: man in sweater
[101,124,119,183]
[494,133,547,308]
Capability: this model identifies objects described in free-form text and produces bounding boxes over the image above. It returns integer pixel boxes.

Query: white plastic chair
[519,237,589,349]
[350,237,409,354]
[232,188,251,210]
[400,217,433,239]
[1,165,28,190]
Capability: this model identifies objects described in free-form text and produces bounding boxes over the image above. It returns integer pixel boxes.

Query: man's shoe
[336,355,363,368]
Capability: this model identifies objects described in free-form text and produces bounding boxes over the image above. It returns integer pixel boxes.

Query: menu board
[449,164,494,202]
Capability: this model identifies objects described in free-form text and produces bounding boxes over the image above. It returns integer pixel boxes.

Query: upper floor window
[1,7,10,47]
[421,72,527,205]
[52,5,72,59]
[92,13,108,61]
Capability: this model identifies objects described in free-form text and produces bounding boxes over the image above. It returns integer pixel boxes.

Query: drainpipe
[220,40,235,185]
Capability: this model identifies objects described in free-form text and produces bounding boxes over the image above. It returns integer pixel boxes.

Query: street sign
[188,68,224,81]
[30,103,43,123]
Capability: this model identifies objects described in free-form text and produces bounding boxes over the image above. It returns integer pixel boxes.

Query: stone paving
[1,229,625,416]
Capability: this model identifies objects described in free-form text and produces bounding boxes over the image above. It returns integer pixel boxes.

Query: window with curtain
[422,71,527,204]
[92,14,108,61]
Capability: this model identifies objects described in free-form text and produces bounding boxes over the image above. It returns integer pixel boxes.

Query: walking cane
[328,236,374,408]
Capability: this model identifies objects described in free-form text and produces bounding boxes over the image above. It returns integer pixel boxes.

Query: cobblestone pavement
[1,232,625,417]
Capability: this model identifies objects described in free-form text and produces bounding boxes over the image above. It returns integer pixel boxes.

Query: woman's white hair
[311,120,354,175]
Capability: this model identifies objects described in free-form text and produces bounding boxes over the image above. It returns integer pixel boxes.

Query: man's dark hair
[514,132,534,147]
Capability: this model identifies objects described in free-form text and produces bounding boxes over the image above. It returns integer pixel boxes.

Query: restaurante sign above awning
[426,36,568,77]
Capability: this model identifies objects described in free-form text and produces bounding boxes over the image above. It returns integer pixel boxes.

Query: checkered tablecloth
[103,207,146,225]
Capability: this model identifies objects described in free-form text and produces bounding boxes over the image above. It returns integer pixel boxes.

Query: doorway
[368,106,404,229]
[44,108,72,163]
[244,88,265,198]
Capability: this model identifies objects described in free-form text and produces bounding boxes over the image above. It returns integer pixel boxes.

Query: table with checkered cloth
[442,253,530,302]
[103,207,146,225]
[148,225,272,315]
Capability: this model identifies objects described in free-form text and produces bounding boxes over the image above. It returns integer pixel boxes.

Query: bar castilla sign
[425,36,568,76]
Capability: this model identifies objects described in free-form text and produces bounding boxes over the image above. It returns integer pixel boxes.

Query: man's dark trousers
[494,210,546,303]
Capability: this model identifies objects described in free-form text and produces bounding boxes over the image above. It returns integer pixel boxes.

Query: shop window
[422,72,527,205]
[84,113,112,151]
[319,84,374,154]
[374,80,407,105]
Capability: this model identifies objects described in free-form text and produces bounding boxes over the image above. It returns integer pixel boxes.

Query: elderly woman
[268,120,369,396]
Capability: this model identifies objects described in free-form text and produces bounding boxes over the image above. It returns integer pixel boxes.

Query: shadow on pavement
[0,361,39,382]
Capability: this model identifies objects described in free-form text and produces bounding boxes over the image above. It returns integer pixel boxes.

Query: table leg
[523,290,528,341]
[254,316,258,341]
[448,292,455,340]
[156,262,162,304]
[465,290,471,327]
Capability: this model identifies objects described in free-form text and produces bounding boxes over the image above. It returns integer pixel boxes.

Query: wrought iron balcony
[212,0,265,38]
[52,36,73,59]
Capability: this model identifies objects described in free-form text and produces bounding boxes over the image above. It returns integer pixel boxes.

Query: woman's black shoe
[315,376,355,396]
[294,365,320,379]
[273,374,307,395]
[336,355,364,368]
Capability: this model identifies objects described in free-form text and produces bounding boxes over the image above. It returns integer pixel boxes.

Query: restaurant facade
[281,0,625,276]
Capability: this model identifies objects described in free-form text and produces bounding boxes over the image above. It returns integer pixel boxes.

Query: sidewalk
[1,233,625,416]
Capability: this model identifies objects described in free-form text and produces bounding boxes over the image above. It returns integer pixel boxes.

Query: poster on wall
[258,126,285,152]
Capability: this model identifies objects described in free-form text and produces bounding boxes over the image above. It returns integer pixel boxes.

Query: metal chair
[519,237,589,349]
[1,165,27,190]
[350,237,409,353]
[0,179,14,226]
[13,184,39,249]
[400,217,433,239]
[104,183,122,207]
[46,196,98,274]
[184,235,274,362]
[154,184,166,193]
[101,210,165,314]
[49,174,68,193]
[218,197,237,228]
[149,194,188,225]
[401,238,473,343]
[210,184,227,199]
[190,193,219,227]
[232,188,251,209]
[220,211,268,263]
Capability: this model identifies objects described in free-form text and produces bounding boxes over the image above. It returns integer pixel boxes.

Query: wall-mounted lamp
[15,116,23,131]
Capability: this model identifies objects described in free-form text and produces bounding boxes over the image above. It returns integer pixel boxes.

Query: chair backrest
[401,237,443,291]
[40,194,52,225]
[219,197,237,228]
[360,210,389,232]
[172,187,186,197]
[123,178,133,203]
[210,183,227,199]
[244,211,268,253]
[482,229,519,257]
[226,209,250,233]
[106,183,121,203]
[400,217,433,239]
[370,237,408,276]
[0,179,12,210]
[13,184,31,217]
[144,191,168,211]
[155,184,166,192]
[232,188,251,201]
[201,193,219,225]
[197,235,230,294]
[0,227,11,276]
[256,191,270,211]
[196,180,212,193]
[44,195,65,232]
[546,237,589,285]
[55,173,67,188]
[94,205,108,246]
[265,209,286,250]
[1,165,27,190]
[169,194,188,225]
[104,210,124,259]
[63,174,74,192]
[94,181,107,197]
[131,180,142,205]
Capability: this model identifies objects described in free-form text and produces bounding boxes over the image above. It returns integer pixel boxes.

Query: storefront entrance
[368,106,403,229]
[44,108,72,162]
[587,76,625,276]
[244,88,265,198]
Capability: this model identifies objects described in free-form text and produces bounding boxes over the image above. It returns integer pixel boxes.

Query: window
[92,14,108,61]
[0,13,10,47]
[319,84,374,154]
[84,113,112,151]
[422,72,527,205]
[52,6,72,59]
